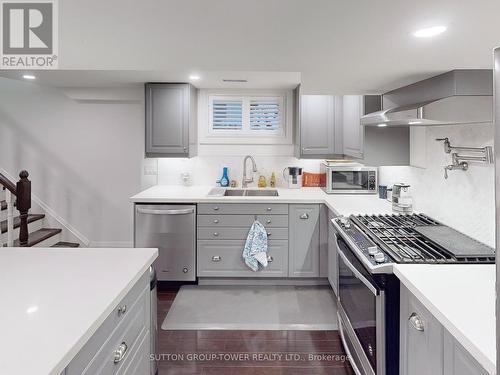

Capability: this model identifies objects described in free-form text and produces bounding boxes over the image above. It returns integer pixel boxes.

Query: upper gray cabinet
[294,89,342,158]
[342,95,410,166]
[145,83,198,158]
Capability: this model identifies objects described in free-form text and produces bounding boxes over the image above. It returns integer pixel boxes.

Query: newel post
[16,170,31,247]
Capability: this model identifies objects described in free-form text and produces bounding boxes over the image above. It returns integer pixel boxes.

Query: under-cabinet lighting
[409,121,423,125]
[189,75,200,80]
[413,25,447,38]
[377,124,387,127]
[22,74,36,80]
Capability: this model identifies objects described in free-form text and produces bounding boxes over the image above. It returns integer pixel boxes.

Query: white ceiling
[3,0,500,93]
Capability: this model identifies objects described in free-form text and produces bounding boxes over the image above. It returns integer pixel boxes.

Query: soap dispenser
[219,167,230,187]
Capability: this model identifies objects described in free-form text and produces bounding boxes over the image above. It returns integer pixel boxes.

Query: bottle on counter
[219,167,230,187]
[270,172,276,188]
[258,175,267,188]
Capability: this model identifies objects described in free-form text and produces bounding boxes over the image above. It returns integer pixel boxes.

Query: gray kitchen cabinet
[288,204,320,277]
[342,95,364,158]
[66,270,151,375]
[294,92,343,158]
[443,331,488,375]
[145,83,197,157]
[400,285,444,375]
[342,94,410,165]
[327,219,338,295]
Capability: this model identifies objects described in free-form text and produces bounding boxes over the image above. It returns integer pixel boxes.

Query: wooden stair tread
[0,214,45,234]
[51,241,80,248]
[13,228,61,247]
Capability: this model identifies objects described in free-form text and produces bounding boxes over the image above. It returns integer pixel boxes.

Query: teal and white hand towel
[243,220,268,271]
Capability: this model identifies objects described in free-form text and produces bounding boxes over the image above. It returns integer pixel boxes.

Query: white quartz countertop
[130,185,393,216]
[393,264,496,375]
[0,247,158,375]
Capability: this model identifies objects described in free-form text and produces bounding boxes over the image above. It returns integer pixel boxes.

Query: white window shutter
[249,98,282,131]
[212,99,243,130]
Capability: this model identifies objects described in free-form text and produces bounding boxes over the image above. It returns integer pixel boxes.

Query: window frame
[200,89,293,145]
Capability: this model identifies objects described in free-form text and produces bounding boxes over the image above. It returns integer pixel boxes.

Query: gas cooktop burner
[348,214,495,264]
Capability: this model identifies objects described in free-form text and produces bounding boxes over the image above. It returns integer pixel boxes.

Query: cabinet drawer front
[197,240,288,277]
[66,271,150,374]
[198,203,288,215]
[256,215,289,227]
[197,215,255,227]
[79,288,149,375]
[198,227,288,240]
[118,330,150,375]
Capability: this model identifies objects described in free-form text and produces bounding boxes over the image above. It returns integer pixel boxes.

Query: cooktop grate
[351,214,494,264]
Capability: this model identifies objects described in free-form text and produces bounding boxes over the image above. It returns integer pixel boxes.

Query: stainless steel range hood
[361,70,493,127]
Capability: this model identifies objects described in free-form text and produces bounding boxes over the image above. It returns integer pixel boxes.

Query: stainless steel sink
[244,189,279,196]
[224,189,245,196]
[207,188,279,197]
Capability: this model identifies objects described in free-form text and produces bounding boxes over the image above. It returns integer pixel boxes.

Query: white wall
[379,123,494,247]
[0,78,145,247]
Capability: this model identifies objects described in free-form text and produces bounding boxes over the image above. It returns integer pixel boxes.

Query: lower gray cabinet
[443,331,488,375]
[288,204,320,277]
[197,240,288,277]
[400,285,444,375]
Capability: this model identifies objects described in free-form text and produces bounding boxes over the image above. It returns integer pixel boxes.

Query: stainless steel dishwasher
[134,204,196,281]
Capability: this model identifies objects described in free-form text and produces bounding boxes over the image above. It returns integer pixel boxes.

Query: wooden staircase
[1,171,80,248]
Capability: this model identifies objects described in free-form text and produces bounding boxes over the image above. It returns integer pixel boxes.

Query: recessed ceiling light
[377,124,388,127]
[22,74,36,80]
[413,25,447,38]
[189,75,200,80]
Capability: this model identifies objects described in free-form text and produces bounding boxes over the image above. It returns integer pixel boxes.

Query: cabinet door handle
[213,219,219,224]
[117,305,127,316]
[267,255,274,263]
[212,256,222,262]
[113,342,128,364]
[267,232,271,237]
[266,219,272,224]
[300,213,309,219]
[213,206,220,211]
[213,232,219,237]
[409,312,424,332]
[267,207,272,211]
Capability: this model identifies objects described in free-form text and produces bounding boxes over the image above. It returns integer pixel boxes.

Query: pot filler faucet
[436,137,493,179]
[242,155,257,188]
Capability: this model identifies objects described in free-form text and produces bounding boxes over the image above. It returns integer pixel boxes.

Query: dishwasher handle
[137,208,195,215]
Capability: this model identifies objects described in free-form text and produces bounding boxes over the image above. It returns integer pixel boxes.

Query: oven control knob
[367,245,378,255]
[374,252,385,263]
[339,217,351,228]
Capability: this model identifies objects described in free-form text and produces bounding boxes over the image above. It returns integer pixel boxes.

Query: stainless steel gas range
[331,213,495,375]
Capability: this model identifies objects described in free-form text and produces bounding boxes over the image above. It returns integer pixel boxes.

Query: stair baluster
[5,189,14,247]
[16,171,31,247]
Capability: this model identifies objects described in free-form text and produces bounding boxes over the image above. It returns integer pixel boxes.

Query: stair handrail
[0,171,31,247]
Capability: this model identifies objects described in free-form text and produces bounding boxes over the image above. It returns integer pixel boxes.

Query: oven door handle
[337,240,379,296]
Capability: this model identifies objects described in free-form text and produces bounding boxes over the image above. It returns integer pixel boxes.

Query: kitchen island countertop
[0,247,158,375]
[393,264,496,375]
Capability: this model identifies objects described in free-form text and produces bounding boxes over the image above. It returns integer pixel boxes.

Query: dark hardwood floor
[157,288,354,375]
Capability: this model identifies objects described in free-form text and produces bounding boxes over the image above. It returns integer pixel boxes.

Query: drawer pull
[213,206,220,211]
[409,313,424,332]
[117,305,127,316]
[266,219,272,224]
[213,219,219,224]
[267,232,271,237]
[300,213,309,220]
[267,255,274,263]
[213,232,219,237]
[183,267,188,273]
[113,342,128,364]
[212,256,222,262]
[267,207,272,211]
